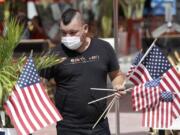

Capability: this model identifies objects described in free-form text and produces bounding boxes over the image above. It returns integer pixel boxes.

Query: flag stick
[90,86,180,95]
[90,88,117,92]
[88,87,132,105]
[88,93,116,104]
[30,50,33,57]
[170,130,175,135]
[104,96,117,119]
[92,96,117,129]
[91,87,132,93]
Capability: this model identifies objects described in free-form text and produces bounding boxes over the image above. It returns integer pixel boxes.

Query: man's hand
[109,70,126,97]
[113,85,126,97]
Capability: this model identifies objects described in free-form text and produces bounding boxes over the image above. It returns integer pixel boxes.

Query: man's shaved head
[61,9,85,25]
[60,8,90,53]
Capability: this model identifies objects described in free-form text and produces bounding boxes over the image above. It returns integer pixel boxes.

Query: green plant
[0,19,62,110]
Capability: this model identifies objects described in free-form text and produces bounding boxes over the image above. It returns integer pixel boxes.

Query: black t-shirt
[40,38,119,128]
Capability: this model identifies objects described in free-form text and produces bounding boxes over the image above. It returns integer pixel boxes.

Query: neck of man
[76,37,91,53]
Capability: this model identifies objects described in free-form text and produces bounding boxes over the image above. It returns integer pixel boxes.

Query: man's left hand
[113,85,126,97]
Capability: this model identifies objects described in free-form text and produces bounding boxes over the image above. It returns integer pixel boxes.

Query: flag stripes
[160,67,180,118]
[4,83,63,134]
[132,85,160,111]
[143,101,172,128]
[128,64,152,85]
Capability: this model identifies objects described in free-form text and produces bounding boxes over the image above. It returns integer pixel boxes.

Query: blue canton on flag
[127,45,172,85]
[145,78,161,88]
[17,58,40,87]
[160,91,174,102]
[142,46,171,79]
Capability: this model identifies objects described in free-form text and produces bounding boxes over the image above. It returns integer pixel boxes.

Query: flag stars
[142,46,171,79]
[17,58,40,88]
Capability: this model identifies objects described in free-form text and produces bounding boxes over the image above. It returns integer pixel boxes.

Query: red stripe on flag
[156,104,160,128]
[9,93,31,133]
[165,102,168,127]
[129,77,140,86]
[27,86,51,125]
[129,64,152,86]
[152,107,156,127]
[39,83,63,120]
[4,102,23,135]
[166,68,180,92]
[34,84,57,122]
[137,66,150,82]
[21,88,44,128]
[5,93,30,134]
[161,102,164,127]
[15,90,37,131]
[133,72,144,83]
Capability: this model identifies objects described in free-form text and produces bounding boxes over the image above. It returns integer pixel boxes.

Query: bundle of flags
[4,57,63,135]
[127,45,180,128]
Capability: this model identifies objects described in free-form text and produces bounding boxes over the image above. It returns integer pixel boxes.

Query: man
[40,8,125,135]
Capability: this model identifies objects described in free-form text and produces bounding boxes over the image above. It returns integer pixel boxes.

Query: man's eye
[70,31,77,35]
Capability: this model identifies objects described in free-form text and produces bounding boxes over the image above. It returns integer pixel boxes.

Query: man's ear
[83,24,89,33]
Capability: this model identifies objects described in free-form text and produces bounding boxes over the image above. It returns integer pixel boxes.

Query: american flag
[132,78,161,111]
[4,57,63,135]
[127,46,171,85]
[129,45,180,128]
[142,66,180,128]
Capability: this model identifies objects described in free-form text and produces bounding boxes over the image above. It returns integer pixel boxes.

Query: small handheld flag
[4,57,63,135]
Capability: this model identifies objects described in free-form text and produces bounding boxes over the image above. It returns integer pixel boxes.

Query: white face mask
[61,36,82,50]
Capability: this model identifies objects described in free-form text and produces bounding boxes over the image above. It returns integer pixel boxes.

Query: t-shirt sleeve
[106,43,119,72]
[38,47,60,80]
[39,66,55,80]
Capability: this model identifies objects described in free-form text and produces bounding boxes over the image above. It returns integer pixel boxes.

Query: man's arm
[109,70,126,96]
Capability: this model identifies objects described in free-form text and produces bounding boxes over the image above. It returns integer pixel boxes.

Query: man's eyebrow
[60,29,79,32]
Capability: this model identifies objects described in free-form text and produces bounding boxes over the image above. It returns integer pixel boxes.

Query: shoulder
[49,44,66,56]
[92,38,113,50]
[92,38,111,45]
[91,38,116,58]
